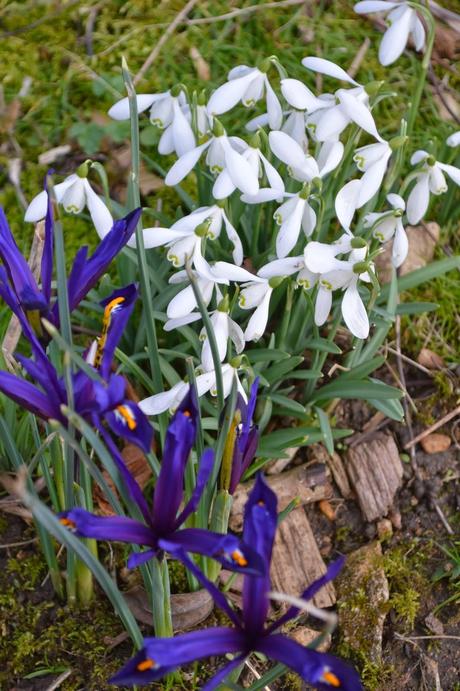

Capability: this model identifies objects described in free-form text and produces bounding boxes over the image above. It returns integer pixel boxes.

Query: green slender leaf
[368,397,405,421]
[269,393,306,415]
[303,338,342,354]
[264,356,304,385]
[315,407,334,455]
[289,369,323,380]
[378,256,460,303]
[311,379,403,402]
[395,301,439,315]
[247,348,290,363]
[338,355,385,381]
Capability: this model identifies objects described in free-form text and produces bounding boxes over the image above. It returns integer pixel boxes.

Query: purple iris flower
[0,190,140,343]
[110,474,362,691]
[0,284,153,453]
[228,377,259,494]
[59,388,264,575]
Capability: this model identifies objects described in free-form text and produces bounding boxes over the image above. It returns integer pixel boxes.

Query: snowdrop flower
[446,131,460,148]
[269,130,344,184]
[354,2,425,66]
[207,64,282,129]
[139,362,247,415]
[406,150,460,224]
[335,141,392,230]
[165,122,259,197]
[25,162,113,239]
[257,254,316,289]
[200,296,245,371]
[364,193,408,267]
[214,135,284,200]
[305,243,372,339]
[302,57,382,143]
[109,89,195,157]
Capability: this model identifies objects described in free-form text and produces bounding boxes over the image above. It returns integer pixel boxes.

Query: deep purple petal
[109,628,245,686]
[201,654,247,691]
[161,528,265,576]
[59,507,156,546]
[269,556,345,634]
[97,284,138,379]
[152,408,196,531]
[0,372,59,419]
[0,268,45,349]
[242,376,259,441]
[127,548,158,569]
[15,353,63,409]
[257,634,363,691]
[174,448,214,528]
[105,400,153,454]
[66,208,141,313]
[98,425,153,525]
[41,182,54,304]
[242,473,278,634]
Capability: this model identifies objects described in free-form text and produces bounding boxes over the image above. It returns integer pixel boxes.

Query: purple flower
[0,187,140,343]
[110,475,362,691]
[59,388,264,575]
[228,377,259,494]
[0,284,153,453]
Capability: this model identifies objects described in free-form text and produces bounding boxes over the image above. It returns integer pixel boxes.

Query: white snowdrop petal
[428,166,447,195]
[392,220,409,268]
[229,318,245,354]
[318,140,344,177]
[304,242,347,274]
[338,89,381,141]
[315,106,349,142]
[158,126,175,155]
[140,227,189,249]
[239,282,269,310]
[387,192,405,210]
[224,146,259,195]
[108,94,157,120]
[265,80,283,130]
[342,282,369,339]
[245,112,271,132]
[164,313,202,331]
[25,190,50,222]
[410,149,428,165]
[258,256,304,279]
[165,141,210,186]
[357,153,391,207]
[244,289,272,342]
[213,169,236,199]
[139,382,187,415]
[167,284,199,319]
[207,72,257,115]
[259,152,285,193]
[276,199,304,258]
[61,179,86,214]
[437,162,460,186]
[301,203,317,237]
[222,210,244,266]
[335,179,362,230]
[354,1,398,13]
[280,78,319,111]
[241,188,285,204]
[446,131,460,148]
[212,262,260,283]
[411,15,426,52]
[379,7,413,65]
[301,57,358,85]
[406,176,430,224]
[269,131,307,169]
[84,181,114,239]
[314,287,332,326]
[171,100,196,156]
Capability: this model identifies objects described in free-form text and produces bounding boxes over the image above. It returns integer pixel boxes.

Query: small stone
[291,626,331,652]
[420,433,451,454]
[377,519,393,541]
[417,348,445,370]
[319,499,336,521]
[389,509,402,530]
[364,523,377,540]
[425,612,444,635]
[413,479,426,499]
[410,496,419,507]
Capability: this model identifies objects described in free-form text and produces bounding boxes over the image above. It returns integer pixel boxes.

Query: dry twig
[404,405,460,450]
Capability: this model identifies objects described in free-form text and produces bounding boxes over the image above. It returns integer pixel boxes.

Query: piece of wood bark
[266,446,299,475]
[327,451,352,498]
[270,507,336,609]
[345,432,403,521]
[124,585,213,632]
[229,463,332,532]
[336,541,389,663]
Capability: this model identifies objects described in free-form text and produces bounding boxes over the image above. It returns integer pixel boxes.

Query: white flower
[239,279,273,343]
[406,150,460,224]
[269,130,344,184]
[364,193,408,267]
[446,131,460,148]
[214,140,284,200]
[165,130,259,197]
[139,363,247,415]
[257,255,315,289]
[200,304,245,371]
[305,243,371,339]
[335,141,392,230]
[301,57,382,143]
[207,65,282,129]
[354,2,425,66]
[109,90,195,157]
[25,169,113,239]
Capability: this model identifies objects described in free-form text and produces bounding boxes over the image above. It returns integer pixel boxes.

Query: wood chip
[229,463,332,532]
[124,585,213,631]
[345,432,403,521]
[291,626,331,652]
[326,451,352,498]
[266,446,299,475]
[420,433,451,454]
[270,507,336,609]
[417,348,445,370]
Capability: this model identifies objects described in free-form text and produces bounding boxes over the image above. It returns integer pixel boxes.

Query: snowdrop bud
[198,90,207,106]
[389,135,408,150]
[350,237,367,249]
[352,261,369,274]
[217,295,230,312]
[426,155,436,167]
[229,355,243,368]
[212,119,225,137]
[195,220,211,237]
[258,57,271,73]
[170,84,183,98]
[311,177,322,193]
[364,80,384,96]
[76,160,91,178]
[394,208,404,217]
[268,276,285,289]
[299,183,310,200]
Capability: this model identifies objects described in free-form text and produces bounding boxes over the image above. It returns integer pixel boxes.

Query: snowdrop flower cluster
[23,47,459,414]
[354,1,426,66]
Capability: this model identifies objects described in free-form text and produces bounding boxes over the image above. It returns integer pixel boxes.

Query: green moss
[383,541,431,630]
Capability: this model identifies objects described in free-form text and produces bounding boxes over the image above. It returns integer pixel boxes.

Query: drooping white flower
[165,127,259,197]
[268,130,344,184]
[354,2,425,66]
[335,141,392,230]
[257,255,316,289]
[406,150,460,225]
[301,57,382,143]
[109,90,195,157]
[200,299,245,371]
[139,362,247,415]
[25,166,113,239]
[214,138,284,200]
[207,65,282,129]
[363,193,408,267]
[446,131,460,148]
[305,243,372,339]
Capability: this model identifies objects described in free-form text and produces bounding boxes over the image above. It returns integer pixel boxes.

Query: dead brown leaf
[189,46,211,81]
[94,443,153,515]
[375,222,440,283]
[417,348,445,370]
